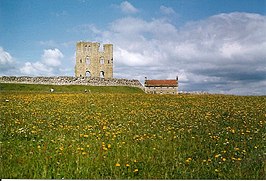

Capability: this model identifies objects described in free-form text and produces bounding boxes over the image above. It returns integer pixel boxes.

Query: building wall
[145,86,178,94]
[75,42,113,79]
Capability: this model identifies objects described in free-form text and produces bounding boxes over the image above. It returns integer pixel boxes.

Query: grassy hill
[1,83,265,179]
[0,83,144,94]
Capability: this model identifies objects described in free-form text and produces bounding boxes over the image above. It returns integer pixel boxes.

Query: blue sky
[0,0,266,95]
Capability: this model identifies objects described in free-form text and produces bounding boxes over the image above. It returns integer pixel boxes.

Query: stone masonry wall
[0,76,144,89]
[75,42,113,78]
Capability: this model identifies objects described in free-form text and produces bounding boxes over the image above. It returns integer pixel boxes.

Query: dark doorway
[86,71,91,77]
[100,71,104,78]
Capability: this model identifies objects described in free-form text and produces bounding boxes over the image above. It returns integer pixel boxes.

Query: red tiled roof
[145,80,177,87]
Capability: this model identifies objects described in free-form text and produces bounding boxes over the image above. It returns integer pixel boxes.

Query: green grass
[0,84,265,179]
[0,83,144,94]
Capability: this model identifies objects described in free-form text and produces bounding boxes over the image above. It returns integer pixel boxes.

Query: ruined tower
[75,41,113,79]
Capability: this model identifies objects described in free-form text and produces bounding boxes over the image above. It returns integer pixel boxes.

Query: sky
[0,0,266,95]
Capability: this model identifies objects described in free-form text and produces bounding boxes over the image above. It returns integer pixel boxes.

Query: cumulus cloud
[0,47,13,65]
[42,48,63,67]
[20,48,64,76]
[0,47,17,74]
[120,1,139,14]
[92,11,266,95]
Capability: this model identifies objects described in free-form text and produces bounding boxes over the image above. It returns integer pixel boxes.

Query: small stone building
[144,77,178,94]
[75,41,113,79]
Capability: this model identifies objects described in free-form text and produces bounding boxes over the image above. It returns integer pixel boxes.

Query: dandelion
[214,154,220,158]
[83,134,89,138]
[215,169,219,172]
[115,163,120,167]
[134,159,138,163]
[82,152,87,155]
[103,147,108,151]
[237,158,242,161]
[125,163,130,167]
[37,145,41,149]
[222,157,226,162]
[107,144,111,149]
[133,168,138,173]
[185,158,192,163]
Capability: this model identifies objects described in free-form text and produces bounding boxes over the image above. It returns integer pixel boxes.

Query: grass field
[0,83,265,179]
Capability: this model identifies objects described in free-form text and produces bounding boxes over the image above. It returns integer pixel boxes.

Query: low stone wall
[0,76,144,89]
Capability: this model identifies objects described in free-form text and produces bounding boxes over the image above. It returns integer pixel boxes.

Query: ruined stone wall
[0,76,144,89]
[75,42,113,79]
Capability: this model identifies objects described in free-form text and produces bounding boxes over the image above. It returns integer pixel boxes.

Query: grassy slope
[0,83,144,94]
[1,84,265,179]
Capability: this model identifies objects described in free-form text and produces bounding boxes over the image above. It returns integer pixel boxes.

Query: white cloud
[19,48,64,76]
[0,47,13,66]
[0,47,17,75]
[120,1,139,14]
[42,48,63,67]
[19,62,53,75]
[92,12,266,95]
[160,5,176,15]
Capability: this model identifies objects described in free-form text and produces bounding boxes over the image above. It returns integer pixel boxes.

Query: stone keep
[75,42,113,79]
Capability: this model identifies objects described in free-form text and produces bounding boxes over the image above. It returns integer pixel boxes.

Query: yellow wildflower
[107,144,111,149]
[133,168,138,173]
[115,163,120,167]
[125,163,130,167]
[83,134,89,138]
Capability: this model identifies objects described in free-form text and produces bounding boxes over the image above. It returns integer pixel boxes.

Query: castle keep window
[86,56,90,65]
[100,58,104,65]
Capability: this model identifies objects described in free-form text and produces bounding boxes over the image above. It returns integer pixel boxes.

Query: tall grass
[0,83,143,94]
[0,90,265,179]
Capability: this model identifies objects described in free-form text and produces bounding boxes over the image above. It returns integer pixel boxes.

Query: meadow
[0,83,265,179]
